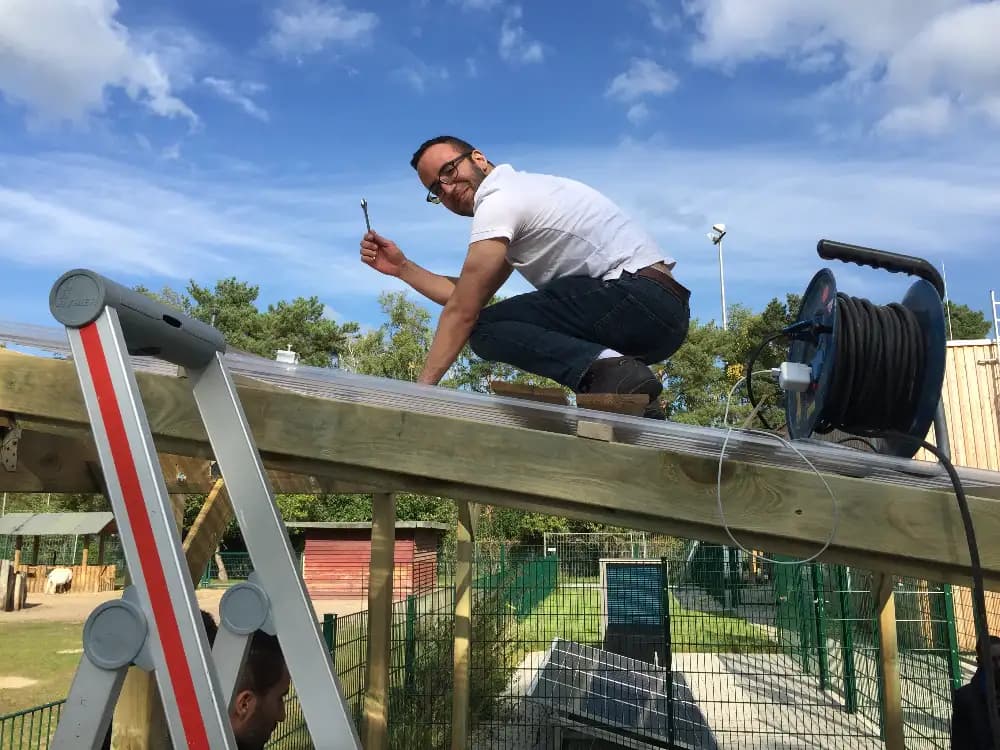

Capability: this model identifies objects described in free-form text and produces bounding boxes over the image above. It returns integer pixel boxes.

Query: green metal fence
[0,701,63,750]
[4,539,998,749]
[197,551,254,588]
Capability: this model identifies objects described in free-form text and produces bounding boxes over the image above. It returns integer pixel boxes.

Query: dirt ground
[0,588,368,624]
[0,590,370,715]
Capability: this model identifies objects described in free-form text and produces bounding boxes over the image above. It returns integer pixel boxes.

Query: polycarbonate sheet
[2,320,999,500]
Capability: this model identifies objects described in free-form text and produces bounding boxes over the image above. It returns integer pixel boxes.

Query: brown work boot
[577,356,663,403]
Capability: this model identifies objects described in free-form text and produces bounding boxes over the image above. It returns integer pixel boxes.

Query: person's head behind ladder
[229,630,290,750]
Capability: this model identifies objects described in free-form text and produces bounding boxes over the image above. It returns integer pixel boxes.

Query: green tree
[262,297,359,368]
[136,278,357,367]
[945,300,992,340]
[342,292,433,380]
[655,294,802,429]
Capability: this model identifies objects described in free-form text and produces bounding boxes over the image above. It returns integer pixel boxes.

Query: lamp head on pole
[708,223,727,245]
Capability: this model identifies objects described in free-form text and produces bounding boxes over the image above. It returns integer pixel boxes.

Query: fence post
[836,566,858,713]
[404,594,416,694]
[323,613,335,651]
[798,568,812,673]
[728,547,740,609]
[660,557,675,748]
[811,564,830,690]
[942,584,962,691]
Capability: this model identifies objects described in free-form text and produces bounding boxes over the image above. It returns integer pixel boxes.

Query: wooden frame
[1,350,998,589]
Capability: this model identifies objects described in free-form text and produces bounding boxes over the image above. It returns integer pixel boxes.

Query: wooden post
[14,571,26,610]
[13,535,22,568]
[81,535,90,568]
[0,559,13,612]
[452,501,479,750]
[362,492,396,750]
[874,573,905,750]
[111,494,188,750]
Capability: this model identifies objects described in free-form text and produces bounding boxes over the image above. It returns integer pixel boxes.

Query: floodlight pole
[708,226,728,331]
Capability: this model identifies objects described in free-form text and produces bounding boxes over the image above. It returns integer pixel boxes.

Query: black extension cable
[746,291,998,748]
[852,430,1000,750]
[817,295,926,436]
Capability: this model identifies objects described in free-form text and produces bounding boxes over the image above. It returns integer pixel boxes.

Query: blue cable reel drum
[785,240,948,458]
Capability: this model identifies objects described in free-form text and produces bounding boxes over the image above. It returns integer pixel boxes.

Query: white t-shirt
[469,163,673,289]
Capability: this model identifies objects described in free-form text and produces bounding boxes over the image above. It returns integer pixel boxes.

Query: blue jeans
[469,271,691,390]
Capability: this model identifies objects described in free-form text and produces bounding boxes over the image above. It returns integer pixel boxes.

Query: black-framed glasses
[426,151,473,204]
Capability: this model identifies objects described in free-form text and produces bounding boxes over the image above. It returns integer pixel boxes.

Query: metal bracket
[1,419,21,472]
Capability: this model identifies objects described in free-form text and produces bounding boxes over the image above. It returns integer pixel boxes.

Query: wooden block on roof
[490,381,569,405]
[576,393,648,417]
[576,420,615,442]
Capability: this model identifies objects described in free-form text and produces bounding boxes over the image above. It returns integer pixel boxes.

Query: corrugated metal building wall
[921,339,1000,470]
[921,339,1000,650]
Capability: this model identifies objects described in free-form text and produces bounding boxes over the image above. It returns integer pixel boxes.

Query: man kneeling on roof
[359,135,691,419]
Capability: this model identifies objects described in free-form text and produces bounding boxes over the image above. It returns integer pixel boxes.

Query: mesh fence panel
[5,535,998,750]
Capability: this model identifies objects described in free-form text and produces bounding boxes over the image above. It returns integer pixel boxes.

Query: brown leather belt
[633,263,690,304]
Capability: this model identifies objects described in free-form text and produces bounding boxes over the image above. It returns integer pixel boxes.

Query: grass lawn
[514,585,777,655]
[0,622,82,716]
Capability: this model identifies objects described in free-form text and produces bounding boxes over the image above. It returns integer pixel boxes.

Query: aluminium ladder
[47,268,361,750]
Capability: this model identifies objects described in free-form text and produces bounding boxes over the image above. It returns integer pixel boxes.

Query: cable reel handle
[816,240,945,299]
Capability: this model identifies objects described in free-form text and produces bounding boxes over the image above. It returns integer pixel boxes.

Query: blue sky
[2,0,999,337]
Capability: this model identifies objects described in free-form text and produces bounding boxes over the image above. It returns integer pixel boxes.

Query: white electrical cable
[716,372,840,566]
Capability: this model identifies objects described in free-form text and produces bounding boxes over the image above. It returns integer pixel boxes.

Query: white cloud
[881,2,1000,129]
[466,58,479,78]
[607,59,678,103]
[626,102,650,125]
[638,0,678,33]
[0,152,463,302]
[686,0,956,70]
[499,7,544,65]
[877,97,953,137]
[0,0,196,126]
[449,0,501,9]
[686,0,1000,135]
[266,0,378,59]
[203,78,270,121]
[394,64,449,93]
[2,141,999,329]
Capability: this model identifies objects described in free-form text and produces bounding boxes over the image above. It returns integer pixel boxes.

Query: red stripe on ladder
[80,322,210,750]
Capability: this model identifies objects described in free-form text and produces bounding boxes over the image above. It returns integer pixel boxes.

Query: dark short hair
[410,135,477,169]
[236,631,287,696]
[201,610,218,646]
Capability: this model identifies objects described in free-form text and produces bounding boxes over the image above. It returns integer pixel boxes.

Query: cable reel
[785,240,948,458]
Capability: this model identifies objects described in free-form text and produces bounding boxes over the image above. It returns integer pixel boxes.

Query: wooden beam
[0,424,379,495]
[451,501,479,750]
[2,350,1000,587]
[182,479,233,583]
[874,574,905,750]
[362,493,395,750]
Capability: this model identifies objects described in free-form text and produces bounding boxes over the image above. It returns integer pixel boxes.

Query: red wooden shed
[287,521,448,600]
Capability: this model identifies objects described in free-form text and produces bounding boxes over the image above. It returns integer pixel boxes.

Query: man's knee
[468,321,496,361]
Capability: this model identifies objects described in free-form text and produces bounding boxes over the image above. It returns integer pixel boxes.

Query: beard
[453,165,488,217]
